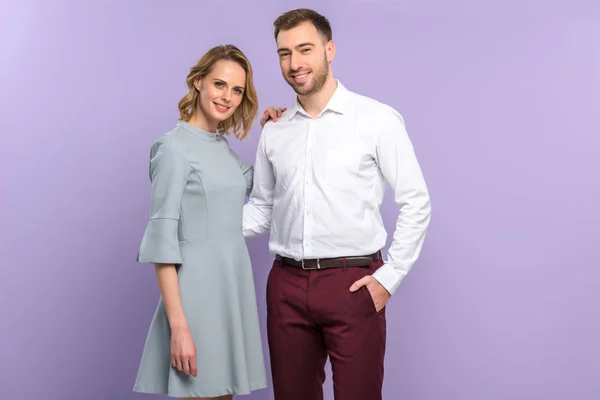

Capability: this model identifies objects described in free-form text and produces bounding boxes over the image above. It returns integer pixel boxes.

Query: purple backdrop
[1,0,599,399]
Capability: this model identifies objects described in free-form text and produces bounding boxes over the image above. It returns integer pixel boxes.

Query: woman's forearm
[154,264,188,331]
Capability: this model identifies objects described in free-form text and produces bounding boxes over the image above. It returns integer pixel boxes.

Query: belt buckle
[301,258,321,270]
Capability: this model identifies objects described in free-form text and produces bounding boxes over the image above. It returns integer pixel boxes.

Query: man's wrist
[372,263,404,296]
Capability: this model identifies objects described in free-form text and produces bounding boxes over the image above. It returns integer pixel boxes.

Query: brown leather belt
[275,251,381,270]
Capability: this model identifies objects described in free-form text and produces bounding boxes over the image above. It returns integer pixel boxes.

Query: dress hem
[133,380,268,398]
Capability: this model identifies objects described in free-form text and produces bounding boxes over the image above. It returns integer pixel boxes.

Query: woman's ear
[193,78,202,91]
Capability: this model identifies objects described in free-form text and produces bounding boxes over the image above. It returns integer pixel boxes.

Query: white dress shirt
[243,81,431,295]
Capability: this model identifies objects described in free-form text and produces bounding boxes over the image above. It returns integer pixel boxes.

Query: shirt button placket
[303,121,314,258]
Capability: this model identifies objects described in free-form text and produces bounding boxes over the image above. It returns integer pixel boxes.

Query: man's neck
[298,76,338,118]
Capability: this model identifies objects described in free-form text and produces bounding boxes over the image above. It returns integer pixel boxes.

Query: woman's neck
[189,110,217,132]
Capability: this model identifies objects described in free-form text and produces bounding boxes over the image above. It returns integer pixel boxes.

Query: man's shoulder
[346,89,394,113]
[261,109,296,135]
[346,90,405,125]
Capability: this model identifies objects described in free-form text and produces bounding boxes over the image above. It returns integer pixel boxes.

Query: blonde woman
[134,45,279,399]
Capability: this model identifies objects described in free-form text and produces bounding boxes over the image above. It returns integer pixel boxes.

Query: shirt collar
[287,80,349,120]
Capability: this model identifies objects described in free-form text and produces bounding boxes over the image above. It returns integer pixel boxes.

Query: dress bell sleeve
[137,135,190,265]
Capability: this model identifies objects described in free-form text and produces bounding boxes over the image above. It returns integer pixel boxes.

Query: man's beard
[285,55,329,96]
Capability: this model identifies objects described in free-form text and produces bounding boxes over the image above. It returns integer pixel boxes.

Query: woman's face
[194,59,246,131]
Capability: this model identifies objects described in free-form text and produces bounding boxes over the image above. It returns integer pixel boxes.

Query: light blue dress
[134,120,267,398]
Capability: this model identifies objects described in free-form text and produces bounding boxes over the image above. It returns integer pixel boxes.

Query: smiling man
[243,8,432,400]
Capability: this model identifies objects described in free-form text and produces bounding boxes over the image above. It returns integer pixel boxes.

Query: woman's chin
[210,111,233,124]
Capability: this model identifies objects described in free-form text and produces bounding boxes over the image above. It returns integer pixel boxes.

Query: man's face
[276,22,333,96]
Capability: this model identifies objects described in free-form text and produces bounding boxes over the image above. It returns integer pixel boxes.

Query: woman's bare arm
[154,264,197,376]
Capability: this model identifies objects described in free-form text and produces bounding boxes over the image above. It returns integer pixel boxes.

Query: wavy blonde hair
[178,45,258,140]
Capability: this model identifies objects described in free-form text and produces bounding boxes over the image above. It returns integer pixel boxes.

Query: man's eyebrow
[277,42,315,53]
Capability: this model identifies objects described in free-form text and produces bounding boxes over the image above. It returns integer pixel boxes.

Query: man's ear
[326,40,336,63]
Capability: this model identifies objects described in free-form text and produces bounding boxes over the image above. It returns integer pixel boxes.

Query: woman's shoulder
[150,131,184,153]
[150,122,198,151]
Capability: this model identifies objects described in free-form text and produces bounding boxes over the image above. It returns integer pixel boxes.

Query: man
[243,8,431,400]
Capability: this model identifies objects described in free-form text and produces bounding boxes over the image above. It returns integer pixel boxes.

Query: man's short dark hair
[273,8,332,42]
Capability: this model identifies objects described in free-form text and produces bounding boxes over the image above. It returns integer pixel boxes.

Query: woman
[134,45,281,399]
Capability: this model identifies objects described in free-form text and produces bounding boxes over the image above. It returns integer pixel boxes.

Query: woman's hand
[260,106,287,127]
[170,326,197,377]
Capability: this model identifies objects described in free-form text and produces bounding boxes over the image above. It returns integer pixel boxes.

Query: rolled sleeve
[137,135,190,264]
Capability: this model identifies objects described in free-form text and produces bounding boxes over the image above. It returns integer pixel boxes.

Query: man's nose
[290,52,301,72]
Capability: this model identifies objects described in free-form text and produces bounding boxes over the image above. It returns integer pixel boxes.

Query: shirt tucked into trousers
[243,81,431,400]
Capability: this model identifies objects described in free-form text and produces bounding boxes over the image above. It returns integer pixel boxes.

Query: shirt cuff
[372,262,406,296]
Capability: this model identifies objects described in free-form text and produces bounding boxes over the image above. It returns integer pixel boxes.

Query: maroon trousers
[266,258,387,400]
